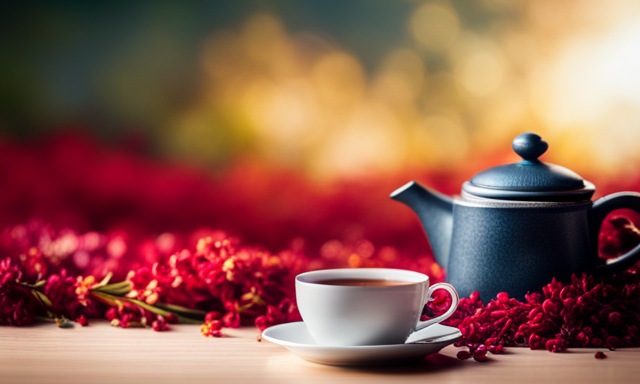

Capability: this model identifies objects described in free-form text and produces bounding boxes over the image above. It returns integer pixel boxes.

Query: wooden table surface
[1,321,638,384]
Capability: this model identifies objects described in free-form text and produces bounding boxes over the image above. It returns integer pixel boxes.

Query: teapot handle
[591,192,640,274]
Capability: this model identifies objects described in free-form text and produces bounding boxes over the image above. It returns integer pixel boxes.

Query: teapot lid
[462,133,595,201]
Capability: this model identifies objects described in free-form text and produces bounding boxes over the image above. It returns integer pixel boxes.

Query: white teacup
[296,268,459,346]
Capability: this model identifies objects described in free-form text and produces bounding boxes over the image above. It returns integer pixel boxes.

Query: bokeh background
[2,0,640,277]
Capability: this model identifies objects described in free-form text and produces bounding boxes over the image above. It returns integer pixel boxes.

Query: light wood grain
[0,321,637,384]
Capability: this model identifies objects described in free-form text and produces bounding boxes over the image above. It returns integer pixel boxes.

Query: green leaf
[31,290,53,308]
[98,272,113,286]
[91,290,203,325]
[129,299,203,324]
[155,303,207,317]
[21,280,46,289]
[90,290,120,306]
[91,281,133,296]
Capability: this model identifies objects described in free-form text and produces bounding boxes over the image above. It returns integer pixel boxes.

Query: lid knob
[512,132,548,161]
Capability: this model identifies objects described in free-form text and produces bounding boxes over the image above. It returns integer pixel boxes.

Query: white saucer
[262,322,462,366]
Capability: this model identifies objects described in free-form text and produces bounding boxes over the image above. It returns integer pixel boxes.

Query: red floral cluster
[0,222,308,331]
[432,266,640,358]
[0,257,36,325]
[0,256,102,326]
[126,233,306,332]
[0,217,444,333]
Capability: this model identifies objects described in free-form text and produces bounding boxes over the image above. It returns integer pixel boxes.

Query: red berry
[152,320,168,332]
[496,292,509,303]
[456,350,471,360]
[205,311,222,323]
[595,351,607,359]
[608,312,622,326]
[545,338,568,353]
[77,315,88,327]
[211,320,223,331]
[223,311,241,328]
[473,349,488,362]
[488,344,505,354]
[106,308,117,321]
[255,315,268,331]
[606,336,620,350]
[542,299,558,315]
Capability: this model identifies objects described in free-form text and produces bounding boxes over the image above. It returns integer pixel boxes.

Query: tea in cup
[295,268,459,346]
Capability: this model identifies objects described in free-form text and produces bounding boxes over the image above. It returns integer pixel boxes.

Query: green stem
[92,281,133,296]
[129,299,203,324]
[31,290,53,308]
[90,290,121,306]
[90,291,203,325]
[155,303,207,317]
[21,280,46,289]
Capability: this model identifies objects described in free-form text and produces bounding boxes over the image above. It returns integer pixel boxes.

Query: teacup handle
[406,283,459,343]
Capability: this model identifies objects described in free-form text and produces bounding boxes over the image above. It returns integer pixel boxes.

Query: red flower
[0,258,38,325]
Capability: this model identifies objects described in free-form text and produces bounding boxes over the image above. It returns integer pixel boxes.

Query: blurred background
[2,0,640,275]
[5,0,640,178]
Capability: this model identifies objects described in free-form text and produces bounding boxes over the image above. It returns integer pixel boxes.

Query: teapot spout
[390,181,454,268]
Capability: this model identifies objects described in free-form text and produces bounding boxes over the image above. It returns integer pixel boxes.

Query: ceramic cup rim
[295,268,429,288]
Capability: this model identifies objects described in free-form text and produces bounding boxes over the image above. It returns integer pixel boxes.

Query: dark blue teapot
[391,133,640,299]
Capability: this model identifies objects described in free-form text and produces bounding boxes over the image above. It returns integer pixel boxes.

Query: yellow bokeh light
[313,101,405,178]
[458,51,505,96]
[372,49,427,106]
[414,114,469,167]
[529,13,640,175]
[312,52,366,108]
[170,2,640,182]
[453,35,506,96]
[410,2,460,50]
